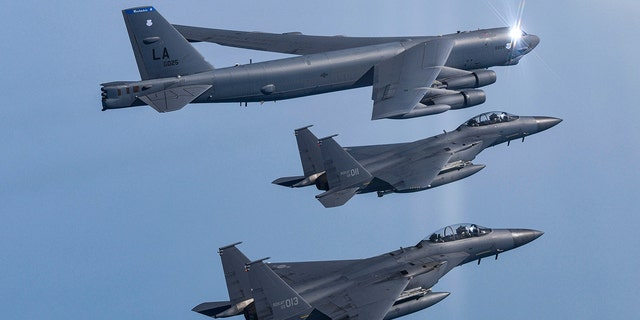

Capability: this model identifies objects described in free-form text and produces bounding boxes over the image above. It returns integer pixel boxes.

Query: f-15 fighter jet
[273,111,561,207]
[101,7,539,119]
[194,223,542,320]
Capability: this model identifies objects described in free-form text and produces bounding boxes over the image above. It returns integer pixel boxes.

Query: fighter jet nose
[509,229,544,248]
[534,116,562,132]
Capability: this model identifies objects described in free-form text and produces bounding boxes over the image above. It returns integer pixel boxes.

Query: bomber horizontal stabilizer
[138,84,211,112]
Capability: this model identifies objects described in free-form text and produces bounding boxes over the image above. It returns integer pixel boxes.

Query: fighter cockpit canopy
[425,223,492,243]
[460,111,519,129]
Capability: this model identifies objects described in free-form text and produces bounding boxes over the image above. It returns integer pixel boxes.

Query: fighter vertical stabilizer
[316,135,373,208]
[246,259,329,320]
[192,243,253,318]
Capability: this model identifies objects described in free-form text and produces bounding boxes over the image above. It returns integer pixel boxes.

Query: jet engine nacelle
[383,292,450,320]
[441,69,496,90]
[421,89,486,110]
[315,173,329,191]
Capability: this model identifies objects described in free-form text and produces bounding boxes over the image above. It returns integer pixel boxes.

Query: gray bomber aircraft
[194,223,542,320]
[101,6,539,120]
[274,111,561,207]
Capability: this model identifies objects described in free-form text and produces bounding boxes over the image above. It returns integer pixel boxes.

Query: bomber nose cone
[509,229,544,248]
[524,34,540,51]
[534,116,562,132]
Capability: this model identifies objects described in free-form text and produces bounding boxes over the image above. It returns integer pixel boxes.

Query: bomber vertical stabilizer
[122,6,213,80]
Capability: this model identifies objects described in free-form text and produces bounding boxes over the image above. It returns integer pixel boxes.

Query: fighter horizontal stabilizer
[272,176,306,188]
[316,186,361,208]
[245,259,319,320]
[138,84,211,112]
[192,301,233,318]
[371,39,454,120]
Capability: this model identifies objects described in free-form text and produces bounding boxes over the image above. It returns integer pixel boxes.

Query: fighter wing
[318,277,410,320]
[344,143,410,163]
[174,24,410,55]
[375,150,453,192]
[269,259,363,288]
[371,39,454,120]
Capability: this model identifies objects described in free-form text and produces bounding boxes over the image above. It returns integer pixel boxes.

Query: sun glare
[509,27,523,40]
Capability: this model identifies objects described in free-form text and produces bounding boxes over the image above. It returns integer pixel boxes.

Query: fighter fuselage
[352,114,561,195]
[271,227,542,319]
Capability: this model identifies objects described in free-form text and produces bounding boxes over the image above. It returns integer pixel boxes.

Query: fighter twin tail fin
[194,244,330,320]
[315,135,373,208]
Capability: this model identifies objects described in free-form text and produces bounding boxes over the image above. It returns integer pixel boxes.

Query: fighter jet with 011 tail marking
[193,223,543,320]
[273,111,561,207]
[101,6,539,120]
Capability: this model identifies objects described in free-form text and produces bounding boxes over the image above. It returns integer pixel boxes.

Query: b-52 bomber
[274,111,561,207]
[193,223,542,320]
[101,6,539,120]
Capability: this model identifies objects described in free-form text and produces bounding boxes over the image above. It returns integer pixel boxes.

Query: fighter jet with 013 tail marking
[193,223,543,320]
[101,6,539,120]
[273,111,561,207]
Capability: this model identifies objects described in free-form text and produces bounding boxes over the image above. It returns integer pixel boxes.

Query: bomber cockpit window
[462,111,519,127]
[426,223,492,243]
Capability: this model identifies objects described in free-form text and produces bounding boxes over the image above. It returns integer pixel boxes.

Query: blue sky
[2,0,639,319]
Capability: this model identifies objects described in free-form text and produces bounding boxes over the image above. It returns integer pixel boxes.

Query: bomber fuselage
[102,27,538,110]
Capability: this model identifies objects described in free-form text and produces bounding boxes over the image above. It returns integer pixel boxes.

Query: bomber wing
[174,24,424,55]
[371,39,454,120]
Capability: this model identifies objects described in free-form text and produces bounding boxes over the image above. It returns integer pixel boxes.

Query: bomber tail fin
[122,7,213,80]
[315,135,373,208]
[246,258,329,320]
